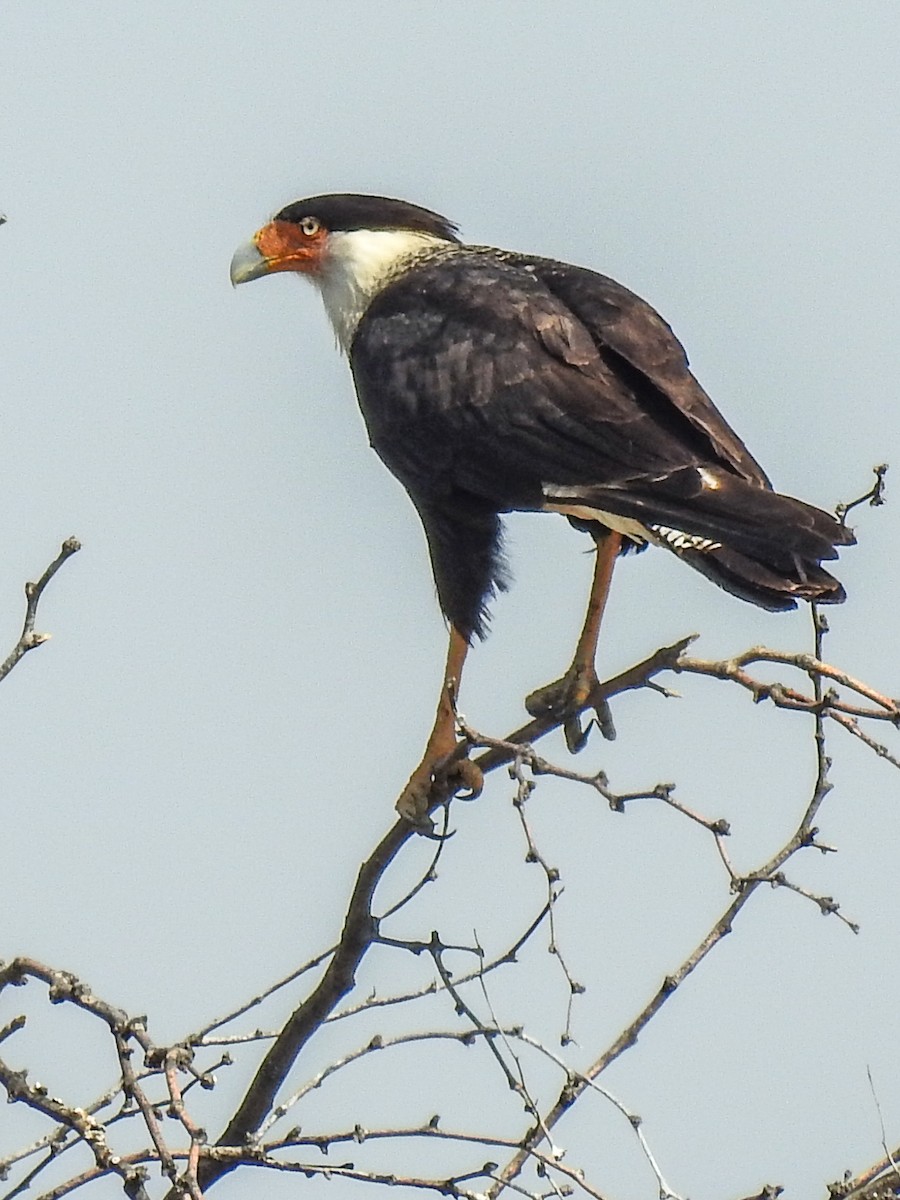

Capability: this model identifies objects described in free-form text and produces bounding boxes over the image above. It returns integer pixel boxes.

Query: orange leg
[570,530,621,677]
[395,624,483,828]
[525,530,622,750]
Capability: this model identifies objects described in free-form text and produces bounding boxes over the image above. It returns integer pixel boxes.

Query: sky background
[2,2,900,1197]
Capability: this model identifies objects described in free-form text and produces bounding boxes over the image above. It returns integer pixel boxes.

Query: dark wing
[514,253,853,593]
[525,254,771,487]
[351,250,746,506]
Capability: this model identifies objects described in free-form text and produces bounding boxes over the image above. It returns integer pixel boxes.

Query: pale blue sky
[2,3,900,1196]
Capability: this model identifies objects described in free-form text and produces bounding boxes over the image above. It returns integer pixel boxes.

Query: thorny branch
[2,473,898,1200]
[5,600,895,1198]
[192,612,898,1195]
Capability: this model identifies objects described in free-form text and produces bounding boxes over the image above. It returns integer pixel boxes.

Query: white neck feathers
[313,228,450,351]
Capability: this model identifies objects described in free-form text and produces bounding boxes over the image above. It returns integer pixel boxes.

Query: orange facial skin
[254,219,327,275]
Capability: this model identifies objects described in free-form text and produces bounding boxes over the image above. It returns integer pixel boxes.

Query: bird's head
[230,193,460,286]
[230,193,461,348]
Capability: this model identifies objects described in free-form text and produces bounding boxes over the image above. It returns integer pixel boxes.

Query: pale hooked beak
[230,239,270,286]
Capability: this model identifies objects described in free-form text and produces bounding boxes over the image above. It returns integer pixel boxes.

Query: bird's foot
[525,663,615,752]
[395,751,484,834]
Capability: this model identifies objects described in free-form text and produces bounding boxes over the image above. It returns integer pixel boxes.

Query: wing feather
[523,255,772,487]
[350,251,734,506]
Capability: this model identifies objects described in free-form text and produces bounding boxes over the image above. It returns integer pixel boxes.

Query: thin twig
[257,1027,507,1138]
[115,1031,177,1186]
[163,1050,205,1200]
[190,947,337,1043]
[0,539,81,683]
[835,463,888,523]
[0,1056,150,1200]
[488,609,857,1197]
[504,755,583,1045]
[326,902,553,1027]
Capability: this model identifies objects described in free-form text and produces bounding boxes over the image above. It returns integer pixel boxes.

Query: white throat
[313,228,450,351]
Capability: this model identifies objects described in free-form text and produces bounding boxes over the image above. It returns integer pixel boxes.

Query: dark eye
[300,216,320,237]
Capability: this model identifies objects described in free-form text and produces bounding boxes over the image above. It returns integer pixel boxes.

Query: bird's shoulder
[357,247,567,328]
[352,247,607,384]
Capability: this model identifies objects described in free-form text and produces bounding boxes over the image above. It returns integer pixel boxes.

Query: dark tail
[676,540,847,610]
[551,468,855,611]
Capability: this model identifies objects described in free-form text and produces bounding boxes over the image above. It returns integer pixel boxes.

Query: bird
[230,193,854,827]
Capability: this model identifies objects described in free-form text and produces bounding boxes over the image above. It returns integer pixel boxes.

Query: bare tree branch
[0,539,81,683]
[3,489,899,1200]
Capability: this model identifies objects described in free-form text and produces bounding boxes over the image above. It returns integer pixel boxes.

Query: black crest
[275,194,461,243]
